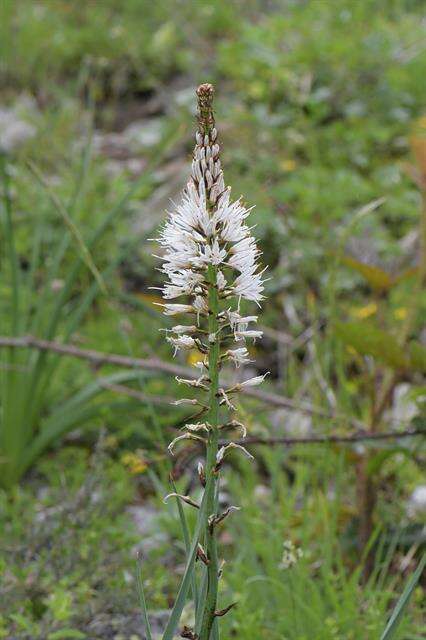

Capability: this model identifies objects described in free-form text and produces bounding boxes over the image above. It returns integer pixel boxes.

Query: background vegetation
[0,1,425,639]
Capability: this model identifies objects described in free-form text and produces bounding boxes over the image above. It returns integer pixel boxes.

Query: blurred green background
[0,1,425,639]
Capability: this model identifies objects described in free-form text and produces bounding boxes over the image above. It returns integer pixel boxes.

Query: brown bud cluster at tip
[196,82,214,106]
[191,84,224,204]
[196,83,215,133]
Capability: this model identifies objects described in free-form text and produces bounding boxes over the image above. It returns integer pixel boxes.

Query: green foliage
[158,451,426,640]
[0,0,425,637]
[0,1,183,94]
[0,150,141,487]
[380,554,426,640]
[0,111,183,486]
[336,321,426,373]
[0,446,144,639]
[340,256,394,293]
[335,321,409,371]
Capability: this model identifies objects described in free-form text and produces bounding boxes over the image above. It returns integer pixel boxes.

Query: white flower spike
[152,83,269,639]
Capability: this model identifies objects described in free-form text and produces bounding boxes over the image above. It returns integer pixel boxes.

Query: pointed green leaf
[171,478,199,615]
[366,448,413,477]
[162,478,210,640]
[47,630,86,640]
[380,554,425,640]
[408,341,426,374]
[195,567,208,635]
[342,255,393,293]
[136,556,153,640]
[335,321,408,370]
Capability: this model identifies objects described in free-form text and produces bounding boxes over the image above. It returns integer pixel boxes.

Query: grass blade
[27,160,106,294]
[162,477,210,640]
[380,554,425,640]
[171,477,199,616]
[21,370,145,472]
[195,567,208,635]
[0,153,20,333]
[136,554,153,640]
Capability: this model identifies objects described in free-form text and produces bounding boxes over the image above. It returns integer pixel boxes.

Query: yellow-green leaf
[408,341,426,374]
[335,321,408,370]
[341,256,393,293]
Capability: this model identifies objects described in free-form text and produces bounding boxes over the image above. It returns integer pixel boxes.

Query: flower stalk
[155,83,266,639]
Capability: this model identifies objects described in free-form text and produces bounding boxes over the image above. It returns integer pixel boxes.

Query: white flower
[226,311,258,329]
[168,432,206,455]
[184,422,210,433]
[204,238,227,266]
[166,335,196,355]
[239,373,269,388]
[193,295,208,316]
[216,270,227,290]
[172,398,199,406]
[193,360,206,372]
[161,269,204,298]
[216,442,254,466]
[232,312,258,325]
[228,236,260,273]
[226,347,251,367]
[233,269,266,304]
[176,376,208,389]
[152,87,270,615]
[160,303,195,316]
[234,330,263,341]
[171,325,198,334]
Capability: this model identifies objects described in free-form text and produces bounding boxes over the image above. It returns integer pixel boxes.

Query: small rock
[128,504,168,553]
[0,107,36,151]
[407,485,426,518]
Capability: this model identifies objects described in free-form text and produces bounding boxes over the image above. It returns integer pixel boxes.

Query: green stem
[199,264,221,640]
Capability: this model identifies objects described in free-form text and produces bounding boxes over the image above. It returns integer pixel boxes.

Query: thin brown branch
[0,335,358,424]
[227,428,424,447]
[0,335,186,376]
[170,428,424,479]
[100,379,362,428]
[2,337,414,434]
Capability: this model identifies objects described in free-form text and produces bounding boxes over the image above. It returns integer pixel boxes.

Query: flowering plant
[140,83,267,640]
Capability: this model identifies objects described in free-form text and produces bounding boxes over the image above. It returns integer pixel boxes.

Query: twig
[0,335,362,425]
[228,429,424,447]
[169,428,424,477]
[0,335,188,376]
[97,384,424,447]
